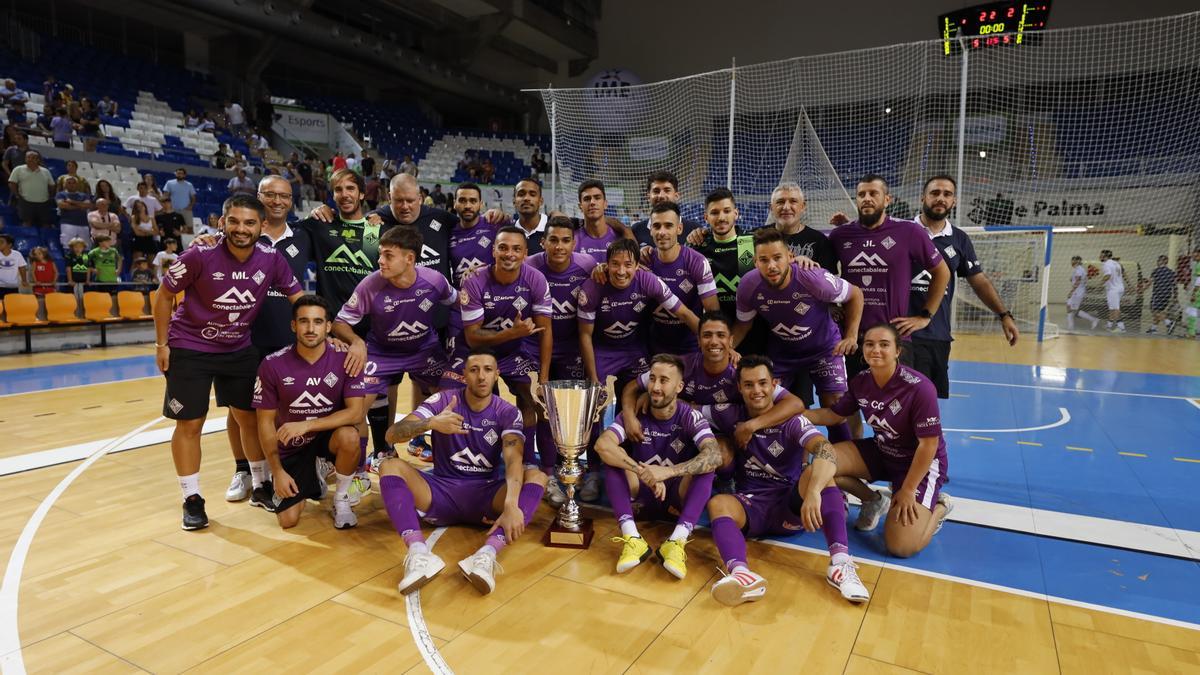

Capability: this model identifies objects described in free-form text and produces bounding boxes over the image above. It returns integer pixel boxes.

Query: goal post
[955,225,1056,341]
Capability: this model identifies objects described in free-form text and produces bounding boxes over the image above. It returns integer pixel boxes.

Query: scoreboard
[939,1,1053,55]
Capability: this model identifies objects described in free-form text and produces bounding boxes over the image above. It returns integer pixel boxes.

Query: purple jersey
[252,345,367,457]
[450,219,497,286]
[526,252,596,358]
[163,241,301,352]
[705,402,822,492]
[736,262,852,363]
[575,225,618,260]
[828,217,943,337]
[337,268,456,352]
[578,269,682,355]
[831,365,948,473]
[459,264,553,357]
[604,403,715,466]
[413,391,525,480]
[636,352,788,405]
[649,247,717,353]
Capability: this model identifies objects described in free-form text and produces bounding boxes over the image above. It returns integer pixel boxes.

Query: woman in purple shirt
[802,323,952,558]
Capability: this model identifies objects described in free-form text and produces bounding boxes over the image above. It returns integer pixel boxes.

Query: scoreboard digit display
[939,1,1053,55]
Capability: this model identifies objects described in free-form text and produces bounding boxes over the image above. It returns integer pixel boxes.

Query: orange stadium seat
[5,294,47,327]
[44,292,88,325]
[83,292,123,323]
[117,291,152,320]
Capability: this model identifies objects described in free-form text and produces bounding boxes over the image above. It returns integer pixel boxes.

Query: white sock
[1066,313,1075,330]
[619,519,639,538]
[669,523,691,542]
[334,472,353,499]
[1079,310,1098,323]
[409,542,429,555]
[478,544,498,557]
[249,460,267,488]
[730,564,750,575]
[1106,321,1114,329]
[179,472,200,500]
[1117,321,1125,329]
[831,552,851,566]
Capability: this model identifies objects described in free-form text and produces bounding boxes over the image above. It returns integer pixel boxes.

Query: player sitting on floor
[379,348,548,596]
[705,355,870,606]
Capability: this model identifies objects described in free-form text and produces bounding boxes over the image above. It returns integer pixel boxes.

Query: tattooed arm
[651,436,723,481]
[802,434,839,501]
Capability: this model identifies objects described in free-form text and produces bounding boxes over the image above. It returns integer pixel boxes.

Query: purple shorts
[362,350,451,395]
[853,437,946,511]
[734,484,805,538]
[594,349,649,389]
[774,353,848,395]
[418,472,504,526]
[550,352,585,380]
[441,347,540,391]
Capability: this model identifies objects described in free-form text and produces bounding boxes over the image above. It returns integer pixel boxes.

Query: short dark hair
[330,168,365,192]
[650,201,680,218]
[922,174,957,192]
[645,170,679,193]
[516,178,542,193]
[546,215,576,234]
[649,353,685,378]
[0,234,13,246]
[1071,255,1083,263]
[466,345,498,363]
[862,322,902,344]
[735,354,775,381]
[578,179,606,199]
[292,294,331,320]
[698,310,732,331]
[379,225,423,254]
[705,187,736,207]
[163,237,178,247]
[858,174,890,192]
[496,225,527,241]
[223,194,267,219]
[752,227,787,249]
[606,238,639,262]
[455,182,482,200]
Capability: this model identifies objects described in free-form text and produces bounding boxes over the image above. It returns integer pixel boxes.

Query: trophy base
[543,518,595,549]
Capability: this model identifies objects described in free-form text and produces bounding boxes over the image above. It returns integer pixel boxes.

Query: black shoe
[250,481,278,513]
[182,494,209,530]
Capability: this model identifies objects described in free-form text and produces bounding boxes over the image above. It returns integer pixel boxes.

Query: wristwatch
[917,308,932,319]
[997,311,1013,321]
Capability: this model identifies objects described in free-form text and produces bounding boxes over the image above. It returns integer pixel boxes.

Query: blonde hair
[68,237,87,250]
[30,246,49,261]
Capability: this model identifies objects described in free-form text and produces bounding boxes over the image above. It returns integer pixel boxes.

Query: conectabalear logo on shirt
[325,244,373,269]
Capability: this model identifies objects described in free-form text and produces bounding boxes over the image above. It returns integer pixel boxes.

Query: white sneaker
[710,568,767,607]
[854,488,891,531]
[346,472,372,507]
[544,476,567,507]
[934,492,954,535]
[578,471,602,502]
[827,560,870,603]
[332,495,357,529]
[458,549,502,595]
[224,471,251,502]
[1090,317,1100,330]
[314,458,332,500]
[398,550,445,595]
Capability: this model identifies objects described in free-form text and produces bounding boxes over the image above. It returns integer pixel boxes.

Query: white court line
[944,407,1071,434]
[405,527,452,675]
[951,378,1200,401]
[0,375,159,399]
[1189,399,1200,412]
[0,415,166,675]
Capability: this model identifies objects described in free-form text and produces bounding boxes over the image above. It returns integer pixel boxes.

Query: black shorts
[17,199,54,228]
[132,236,160,256]
[1150,297,1171,312]
[910,338,951,399]
[274,431,335,513]
[844,340,914,380]
[163,346,259,419]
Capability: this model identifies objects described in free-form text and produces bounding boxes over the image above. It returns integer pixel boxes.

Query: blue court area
[0,356,159,396]
[763,359,1200,627]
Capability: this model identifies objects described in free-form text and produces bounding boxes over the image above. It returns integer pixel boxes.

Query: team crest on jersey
[286,244,299,257]
[900,369,922,385]
[252,270,266,285]
[862,275,873,286]
[513,296,528,312]
[459,289,470,306]
[767,440,785,457]
[889,399,902,415]
[795,301,811,315]
[324,372,339,388]
[430,219,443,232]
[633,301,645,313]
[483,429,499,445]
[882,236,896,250]
[670,438,684,452]
[678,279,693,293]
[713,390,728,403]
[419,298,433,312]
[944,245,957,259]
[228,312,240,322]
[168,398,184,414]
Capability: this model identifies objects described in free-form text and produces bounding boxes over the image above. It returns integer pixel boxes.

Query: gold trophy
[539,380,605,548]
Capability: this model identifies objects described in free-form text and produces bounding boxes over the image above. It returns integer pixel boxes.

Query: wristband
[996,311,1013,321]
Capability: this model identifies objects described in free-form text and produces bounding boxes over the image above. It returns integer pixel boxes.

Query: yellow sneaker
[612,535,651,573]
[658,538,688,579]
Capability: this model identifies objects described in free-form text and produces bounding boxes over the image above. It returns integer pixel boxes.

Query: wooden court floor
[1,335,1198,674]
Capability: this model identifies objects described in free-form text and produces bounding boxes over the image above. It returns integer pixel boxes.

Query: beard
[922,204,949,222]
[857,208,884,227]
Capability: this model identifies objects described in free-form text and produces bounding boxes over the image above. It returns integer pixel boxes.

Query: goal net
[955,227,1056,340]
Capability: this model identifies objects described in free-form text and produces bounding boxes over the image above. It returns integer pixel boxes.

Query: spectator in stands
[0,79,28,104]
[130,256,155,291]
[8,150,55,229]
[156,200,187,242]
[130,200,161,257]
[345,152,359,172]
[6,100,30,129]
[184,109,201,129]
[86,234,121,293]
[282,161,303,210]
[531,148,549,176]
[212,143,231,169]
[458,150,476,173]
[96,95,118,117]
[198,212,221,236]
[227,167,255,196]
[250,132,269,158]
[143,173,163,200]
[481,158,495,183]
[56,175,93,245]
[360,150,375,178]
[364,172,381,210]
[77,98,101,152]
[399,154,418,177]
[50,107,73,148]
[0,234,28,297]
[55,159,91,193]
[332,151,347,171]
[419,186,432,206]
[314,160,329,202]
[65,237,89,294]
[231,150,249,172]
[224,100,247,136]
[430,184,447,208]
[197,112,217,134]
[93,180,125,217]
[163,167,197,226]
[123,182,163,219]
[42,74,60,102]
[87,197,121,247]
[152,238,179,282]
[28,246,56,295]
[297,156,315,201]
[1,132,29,183]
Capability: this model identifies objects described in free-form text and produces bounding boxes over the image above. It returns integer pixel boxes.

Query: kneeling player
[802,323,951,558]
[379,348,547,595]
[705,355,869,606]
[254,296,367,529]
[594,354,721,579]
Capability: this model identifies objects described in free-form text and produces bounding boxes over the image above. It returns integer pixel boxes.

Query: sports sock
[1066,312,1075,330]
[234,459,250,474]
[334,472,353,500]
[1078,310,1098,324]
[380,475,425,547]
[819,486,851,560]
[1117,321,1126,330]
[711,516,747,571]
[487,481,544,554]
[604,466,637,536]
[248,460,267,488]
[674,472,715,540]
[536,419,557,475]
[179,472,200,501]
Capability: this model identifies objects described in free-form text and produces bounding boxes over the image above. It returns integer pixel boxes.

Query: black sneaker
[250,481,278,513]
[182,494,209,530]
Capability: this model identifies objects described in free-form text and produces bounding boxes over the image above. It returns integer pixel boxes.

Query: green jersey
[87,247,121,283]
[297,216,381,310]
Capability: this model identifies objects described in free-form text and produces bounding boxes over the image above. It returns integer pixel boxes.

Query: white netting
[535,12,1200,340]
[956,228,1056,339]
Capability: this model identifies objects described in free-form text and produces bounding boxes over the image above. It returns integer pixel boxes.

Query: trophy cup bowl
[539,380,605,548]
